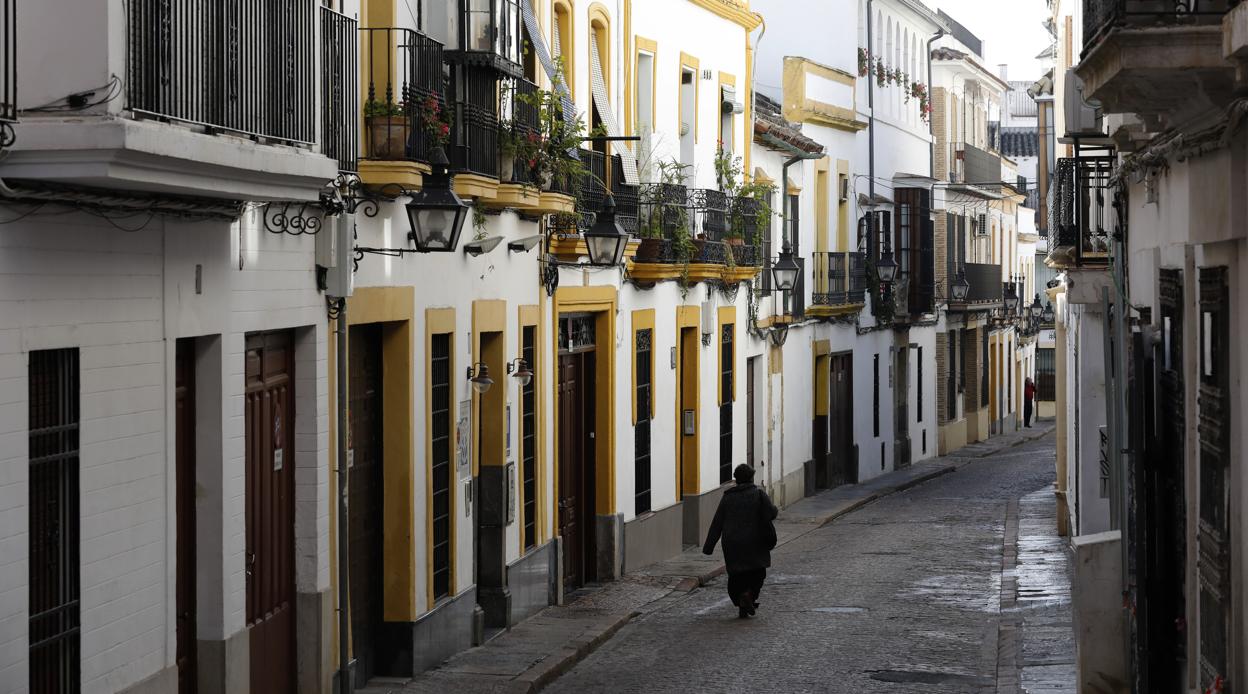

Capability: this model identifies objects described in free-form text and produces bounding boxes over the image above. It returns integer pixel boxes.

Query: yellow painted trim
[806,303,865,318]
[632,36,658,137]
[472,300,508,477]
[553,0,576,104]
[358,160,429,189]
[517,305,541,555]
[717,306,737,405]
[836,159,850,252]
[782,56,866,131]
[814,157,830,253]
[425,307,456,605]
[551,286,618,516]
[624,0,633,135]
[631,309,656,425]
[679,52,701,143]
[687,0,761,29]
[787,180,802,195]
[626,262,684,283]
[675,306,700,497]
[488,183,542,210]
[345,287,417,622]
[813,339,830,418]
[717,71,737,151]
[453,173,501,200]
[685,263,724,283]
[752,166,774,183]
[537,191,576,214]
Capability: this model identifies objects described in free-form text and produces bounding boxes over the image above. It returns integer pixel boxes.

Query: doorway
[476,330,508,629]
[348,325,384,687]
[830,353,855,486]
[812,352,830,490]
[557,316,597,590]
[244,331,296,694]
[894,346,910,469]
[175,340,197,694]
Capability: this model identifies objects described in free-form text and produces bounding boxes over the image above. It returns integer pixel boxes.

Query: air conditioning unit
[1064,68,1103,136]
[322,213,355,298]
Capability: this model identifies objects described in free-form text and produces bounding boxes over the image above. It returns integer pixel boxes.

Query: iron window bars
[1083,0,1238,55]
[360,27,445,166]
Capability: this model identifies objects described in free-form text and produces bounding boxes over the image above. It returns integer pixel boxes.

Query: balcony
[949,142,1003,191]
[810,252,868,317]
[449,65,501,187]
[1046,156,1113,269]
[547,151,641,257]
[1077,0,1236,123]
[444,0,525,79]
[321,8,358,173]
[948,263,1004,311]
[359,27,444,186]
[626,182,763,285]
[4,0,341,201]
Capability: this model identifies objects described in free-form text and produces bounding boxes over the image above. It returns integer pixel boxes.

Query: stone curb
[512,611,636,694]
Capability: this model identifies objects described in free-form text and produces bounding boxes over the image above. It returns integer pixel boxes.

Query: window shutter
[521,0,578,149]
[588,32,639,184]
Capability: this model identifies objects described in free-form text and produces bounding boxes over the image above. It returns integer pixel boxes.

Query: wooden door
[830,353,855,486]
[558,352,594,589]
[175,340,197,694]
[348,325,384,687]
[894,347,910,468]
[746,358,756,469]
[244,332,296,694]
[679,327,698,498]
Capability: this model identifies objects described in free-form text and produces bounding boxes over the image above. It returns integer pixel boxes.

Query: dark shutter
[719,325,734,485]
[521,327,537,549]
[872,354,880,437]
[916,189,935,312]
[430,334,452,600]
[634,329,652,515]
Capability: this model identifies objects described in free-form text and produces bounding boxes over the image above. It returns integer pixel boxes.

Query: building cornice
[687,0,762,30]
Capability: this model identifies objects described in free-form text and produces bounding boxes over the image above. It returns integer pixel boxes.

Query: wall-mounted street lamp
[406,147,470,253]
[951,267,970,302]
[1042,301,1055,324]
[584,194,629,267]
[506,358,533,387]
[771,245,800,293]
[1004,282,1020,313]
[1030,293,1043,319]
[877,251,899,283]
[467,362,494,394]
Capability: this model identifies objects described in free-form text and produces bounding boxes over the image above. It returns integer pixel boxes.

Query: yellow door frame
[676,306,700,496]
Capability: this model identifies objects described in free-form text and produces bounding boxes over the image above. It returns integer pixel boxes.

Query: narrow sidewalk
[375,422,1056,694]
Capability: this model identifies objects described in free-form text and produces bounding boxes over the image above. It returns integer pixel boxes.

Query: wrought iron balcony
[127,0,319,144]
[690,188,730,239]
[638,182,690,238]
[570,150,639,233]
[321,8,358,172]
[812,252,868,307]
[500,77,541,183]
[446,0,524,79]
[1047,156,1114,269]
[0,0,13,129]
[949,263,1004,308]
[949,142,1003,187]
[449,65,501,178]
[361,27,445,165]
[1083,0,1236,54]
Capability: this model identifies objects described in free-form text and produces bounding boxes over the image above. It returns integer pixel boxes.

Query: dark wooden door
[348,325,384,687]
[746,358,756,468]
[244,331,296,694]
[812,410,829,490]
[557,350,595,589]
[894,347,910,469]
[175,340,197,694]
[830,353,855,486]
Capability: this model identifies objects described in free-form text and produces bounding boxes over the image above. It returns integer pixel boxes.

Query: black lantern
[507,358,532,387]
[877,251,899,283]
[467,362,494,394]
[406,147,469,253]
[951,268,970,302]
[771,246,800,293]
[1042,301,1055,324]
[1030,293,1043,318]
[1004,283,1020,313]
[584,195,629,267]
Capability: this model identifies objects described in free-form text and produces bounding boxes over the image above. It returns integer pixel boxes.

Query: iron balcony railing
[501,77,540,182]
[812,252,868,306]
[951,262,1005,305]
[126,0,317,144]
[361,27,445,165]
[575,150,639,234]
[1047,156,1114,268]
[638,182,690,238]
[690,188,730,239]
[0,0,13,125]
[1083,0,1238,54]
[321,8,358,172]
[450,65,500,178]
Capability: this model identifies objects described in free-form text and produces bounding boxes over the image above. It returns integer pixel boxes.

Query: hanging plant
[858,48,870,77]
[875,61,887,88]
[418,94,451,147]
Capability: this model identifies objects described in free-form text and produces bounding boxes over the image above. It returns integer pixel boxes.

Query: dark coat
[702,483,779,574]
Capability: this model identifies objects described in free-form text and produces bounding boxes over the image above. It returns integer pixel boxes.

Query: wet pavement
[545,432,1074,693]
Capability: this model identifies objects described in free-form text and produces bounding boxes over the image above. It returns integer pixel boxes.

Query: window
[29,348,81,693]
[719,324,735,484]
[761,190,775,292]
[679,63,697,168]
[430,334,453,600]
[521,327,537,549]
[552,3,573,85]
[873,354,880,437]
[1037,348,1056,401]
[917,346,923,423]
[634,328,653,515]
[981,329,989,406]
[636,49,655,136]
[947,332,958,421]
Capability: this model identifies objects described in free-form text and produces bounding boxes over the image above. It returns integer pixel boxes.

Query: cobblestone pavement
[546,433,1071,694]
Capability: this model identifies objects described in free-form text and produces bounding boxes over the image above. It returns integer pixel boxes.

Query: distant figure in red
[1024,377,1036,428]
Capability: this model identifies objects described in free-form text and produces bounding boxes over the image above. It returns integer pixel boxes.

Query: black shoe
[738,603,751,619]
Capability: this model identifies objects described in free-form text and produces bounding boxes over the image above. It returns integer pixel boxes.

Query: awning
[519,0,578,148]
[588,32,639,184]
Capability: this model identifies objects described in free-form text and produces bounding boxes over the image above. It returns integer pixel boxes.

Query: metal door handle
[245,551,256,578]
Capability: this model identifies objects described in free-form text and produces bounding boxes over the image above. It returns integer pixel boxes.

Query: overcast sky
[927,0,1052,82]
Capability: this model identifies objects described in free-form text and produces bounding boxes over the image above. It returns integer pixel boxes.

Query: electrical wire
[24,76,124,113]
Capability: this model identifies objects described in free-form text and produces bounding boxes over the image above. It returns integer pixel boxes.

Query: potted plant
[716,145,774,254]
[364,98,407,160]
[417,93,451,150]
[499,123,542,183]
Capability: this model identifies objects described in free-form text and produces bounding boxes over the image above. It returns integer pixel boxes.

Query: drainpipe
[926,29,945,178]
[336,301,351,694]
[867,0,876,207]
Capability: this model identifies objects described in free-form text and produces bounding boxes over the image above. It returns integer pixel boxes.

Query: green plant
[364,99,405,118]
[471,205,488,240]
[714,145,775,246]
[513,62,590,187]
[417,93,451,147]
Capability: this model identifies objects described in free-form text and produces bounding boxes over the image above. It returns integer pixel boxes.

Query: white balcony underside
[0,115,339,202]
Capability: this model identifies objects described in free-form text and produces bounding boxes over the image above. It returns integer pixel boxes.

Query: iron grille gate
[634,329,652,515]
[1197,267,1231,693]
[719,325,734,484]
[521,327,537,549]
[29,349,81,694]
[430,334,453,600]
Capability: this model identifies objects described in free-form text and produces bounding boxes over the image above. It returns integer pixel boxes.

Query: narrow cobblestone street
[545,433,1072,694]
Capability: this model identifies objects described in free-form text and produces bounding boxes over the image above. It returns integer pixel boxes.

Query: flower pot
[725,237,745,247]
[367,116,410,160]
[500,153,515,182]
[634,238,665,263]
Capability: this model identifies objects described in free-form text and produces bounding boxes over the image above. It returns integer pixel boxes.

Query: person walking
[703,464,779,618]
[1024,376,1036,428]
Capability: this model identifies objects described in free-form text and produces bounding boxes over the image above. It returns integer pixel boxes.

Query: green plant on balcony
[417,93,451,148]
[364,98,408,160]
[513,63,590,189]
[715,145,774,253]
